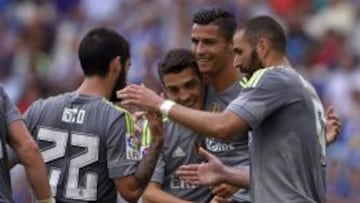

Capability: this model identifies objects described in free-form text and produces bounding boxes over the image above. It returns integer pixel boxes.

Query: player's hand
[325,106,341,145]
[117,84,164,112]
[176,147,225,186]
[144,111,163,147]
[211,183,239,198]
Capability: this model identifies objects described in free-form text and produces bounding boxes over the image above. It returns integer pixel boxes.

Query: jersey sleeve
[226,69,289,130]
[23,100,42,134]
[106,112,140,178]
[0,88,21,124]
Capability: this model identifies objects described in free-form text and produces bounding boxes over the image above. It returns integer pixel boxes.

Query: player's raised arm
[113,111,163,202]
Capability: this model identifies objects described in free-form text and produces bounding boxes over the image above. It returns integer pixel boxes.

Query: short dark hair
[78,28,130,77]
[158,49,200,85]
[192,8,237,41]
[243,16,287,53]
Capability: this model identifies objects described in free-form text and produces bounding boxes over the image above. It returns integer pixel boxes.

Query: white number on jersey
[312,99,326,165]
[38,127,99,201]
[61,108,86,124]
[299,75,326,165]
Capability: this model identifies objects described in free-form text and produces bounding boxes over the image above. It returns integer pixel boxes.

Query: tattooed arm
[134,139,163,187]
[115,112,163,203]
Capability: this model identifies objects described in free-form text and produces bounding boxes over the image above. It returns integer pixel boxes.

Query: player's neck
[264,53,290,68]
[211,64,241,93]
[76,77,112,99]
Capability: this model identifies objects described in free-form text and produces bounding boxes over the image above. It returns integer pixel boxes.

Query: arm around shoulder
[168,103,249,140]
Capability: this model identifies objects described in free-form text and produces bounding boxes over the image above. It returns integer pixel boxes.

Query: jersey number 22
[38,127,99,201]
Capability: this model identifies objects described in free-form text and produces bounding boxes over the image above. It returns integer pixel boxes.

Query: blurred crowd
[1,0,360,202]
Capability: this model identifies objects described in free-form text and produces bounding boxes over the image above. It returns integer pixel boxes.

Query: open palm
[176,147,225,186]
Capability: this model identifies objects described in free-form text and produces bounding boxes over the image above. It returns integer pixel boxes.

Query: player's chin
[239,67,250,74]
[190,102,202,110]
[198,63,212,74]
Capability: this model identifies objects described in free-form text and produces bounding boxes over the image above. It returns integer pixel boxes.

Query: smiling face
[191,24,231,76]
[232,30,264,76]
[163,67,204,110]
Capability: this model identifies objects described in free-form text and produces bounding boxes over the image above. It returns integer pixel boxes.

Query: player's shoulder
[101,99,131,117]
[43,93,129,117]
[31,92,74,110]
[245,66,298,88]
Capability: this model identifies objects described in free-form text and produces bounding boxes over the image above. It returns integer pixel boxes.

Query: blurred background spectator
[1,0,359,202]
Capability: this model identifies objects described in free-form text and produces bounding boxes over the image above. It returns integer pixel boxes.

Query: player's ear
[256,37,270,59]
[110,56,121,74]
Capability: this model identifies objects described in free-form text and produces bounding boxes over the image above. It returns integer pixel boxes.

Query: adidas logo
[172,147,186,157]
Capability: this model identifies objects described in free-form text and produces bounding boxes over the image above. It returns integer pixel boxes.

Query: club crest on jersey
[126,133,140,160]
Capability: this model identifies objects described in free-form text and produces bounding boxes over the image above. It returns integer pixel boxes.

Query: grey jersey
[24,92,140,203]
[0,87,21,203]
[204,81,250,202]
[227,67,326,203]
[142,118,213,202]
[204,82,249,166]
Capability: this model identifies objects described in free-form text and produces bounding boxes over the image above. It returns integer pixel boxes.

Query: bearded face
[110,60,128,102]
[233,30,265,76]
[244,48,265,76]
